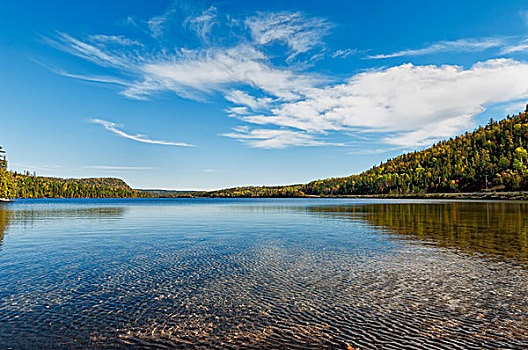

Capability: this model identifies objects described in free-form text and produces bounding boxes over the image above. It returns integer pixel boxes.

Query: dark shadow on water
[305,201,528,263]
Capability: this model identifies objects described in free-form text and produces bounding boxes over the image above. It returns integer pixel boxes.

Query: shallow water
[0,198,527,349]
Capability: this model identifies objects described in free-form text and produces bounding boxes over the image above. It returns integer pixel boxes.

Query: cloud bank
[234,59,528,147]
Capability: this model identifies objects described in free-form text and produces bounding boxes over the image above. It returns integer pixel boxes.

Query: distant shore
[325,191,528,200]
[159,191,528,200]
[2,191,527,200]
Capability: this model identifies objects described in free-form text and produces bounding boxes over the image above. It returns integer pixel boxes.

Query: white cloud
[226,106,250,116]
[224,90,273,110]
[223,127,343,149]
[245,12,332,60]
[90,119,195,147]
[233,59,528,147]
[368,38,504,59]
[46,6,528,150]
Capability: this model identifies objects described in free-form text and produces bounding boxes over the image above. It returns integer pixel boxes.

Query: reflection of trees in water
[307,202,528,263]
[0,206,126,250]
[0,208,9,250]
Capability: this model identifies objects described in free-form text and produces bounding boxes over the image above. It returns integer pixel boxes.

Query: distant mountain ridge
[200,106,528,197]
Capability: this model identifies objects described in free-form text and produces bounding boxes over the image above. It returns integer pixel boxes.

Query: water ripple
[0,199,527,348]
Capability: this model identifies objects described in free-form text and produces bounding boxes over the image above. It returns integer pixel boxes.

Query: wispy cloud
[368,38,504,59]
[130,2,223,42]
[184,6,218,41]
[224,90,273,110]
[11,163,62,171]
[84,165,157,170]
[89,34,143,47]
[245,12,332,61]
[369,35,528,59]
[496,100,528,116]
[49,31,324,101]
[500,39,528,54]
[45,32,132,68]
[29,58,132,88]
[223,127,344,149]
[146,5,179,38]
[332,48,359,59]
[128,45,323,100]
[56,71,131,87]
[90,119,195,147]
[520,10,528,26]
[45,5,528,150]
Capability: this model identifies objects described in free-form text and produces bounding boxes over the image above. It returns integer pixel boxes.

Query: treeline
[194,185,306,198]
[12,175,146,198]
[200,107,528,197]
[0,147,146,198]
[0,146,16,198]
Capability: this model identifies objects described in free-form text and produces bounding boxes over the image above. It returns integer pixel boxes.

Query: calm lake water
[0,198,527,349]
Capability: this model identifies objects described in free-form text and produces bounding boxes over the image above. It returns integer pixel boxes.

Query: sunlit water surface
[0,198,527,349]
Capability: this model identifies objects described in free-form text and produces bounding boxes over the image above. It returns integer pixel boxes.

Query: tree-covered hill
[0,147,146,198]
[12,175,145,198]
[201,107,528,197]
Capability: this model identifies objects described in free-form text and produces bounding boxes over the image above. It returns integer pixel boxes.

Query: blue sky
[2,0,528,190]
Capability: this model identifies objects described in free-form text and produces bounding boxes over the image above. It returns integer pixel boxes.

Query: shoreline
[2,191,528,200]
[321,191,528,200]
[182,191,528,200]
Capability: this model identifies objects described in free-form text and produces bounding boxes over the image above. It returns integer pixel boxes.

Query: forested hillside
[202,107,528,197]
[0,146,145,198]
[0,146,16,198]
[12,175,145,198]
[3,106,528,199]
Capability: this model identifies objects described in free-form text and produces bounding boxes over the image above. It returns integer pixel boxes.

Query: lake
[0,198,527,349]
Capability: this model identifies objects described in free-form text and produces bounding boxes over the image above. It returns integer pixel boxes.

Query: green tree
[0,146,7,170]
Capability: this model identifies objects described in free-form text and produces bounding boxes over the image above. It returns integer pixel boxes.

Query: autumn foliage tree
[0,146,16,198]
